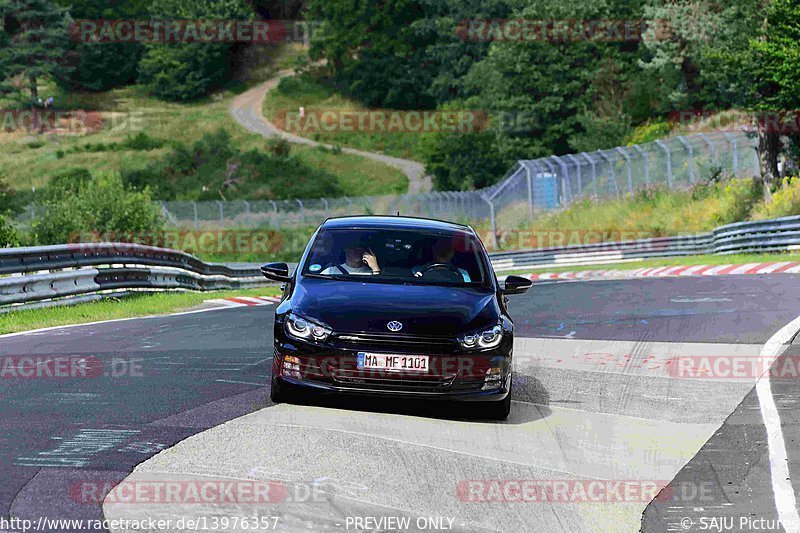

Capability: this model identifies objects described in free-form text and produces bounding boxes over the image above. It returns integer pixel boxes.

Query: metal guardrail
[3,214,800,310]
[490,215,800,271]
[0,243,269,310]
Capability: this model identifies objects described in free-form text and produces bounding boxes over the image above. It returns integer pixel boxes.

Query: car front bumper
[272,340,513,402]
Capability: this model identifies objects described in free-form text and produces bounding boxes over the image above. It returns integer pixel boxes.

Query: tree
[138,0,253,101]
[55,0,150,91]
[32,171,163,245]
[0,215,19,247]
[746,0,800,192]
[421,0,647,190]
[0,0,72,102]
[307,0,511,109]
[639,0,763,109]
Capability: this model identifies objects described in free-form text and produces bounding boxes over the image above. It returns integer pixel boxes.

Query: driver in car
[412,239,471,282]
[322,240,381,275]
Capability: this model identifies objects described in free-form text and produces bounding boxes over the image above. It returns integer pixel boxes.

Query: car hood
[292,277,499,336]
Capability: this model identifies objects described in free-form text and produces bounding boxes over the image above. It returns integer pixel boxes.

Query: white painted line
[214,379,265,386]
[204,299,245,308]
[756,314,800,533]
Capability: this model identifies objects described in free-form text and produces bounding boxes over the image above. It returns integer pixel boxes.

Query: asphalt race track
[3,275,800,532]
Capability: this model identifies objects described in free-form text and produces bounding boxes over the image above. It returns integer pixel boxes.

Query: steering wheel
[419,263,463,280]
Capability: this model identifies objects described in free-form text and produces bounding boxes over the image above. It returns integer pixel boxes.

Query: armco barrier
[0,243,268,310]
[491,215,800,271]
[2,214,800,310]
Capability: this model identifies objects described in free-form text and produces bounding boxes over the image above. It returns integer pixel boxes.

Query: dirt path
[229,70,433,194]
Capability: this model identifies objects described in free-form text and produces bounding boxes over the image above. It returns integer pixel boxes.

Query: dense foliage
[0,0,72,100]
[32,171,164,245]
[308,0,799,191]
[120,129,344,200]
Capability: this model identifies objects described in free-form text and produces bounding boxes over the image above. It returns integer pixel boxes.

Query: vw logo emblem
[387,321,403,332]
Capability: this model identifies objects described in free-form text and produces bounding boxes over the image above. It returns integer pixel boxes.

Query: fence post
[678,136,696,183]
[525,162,534,220]
[159,202,177,226]
[655,140,673,189]
[216,201,224,222]
[296,199,305,224]
[632,145,649,188]
[753,144,760,177]
[192,201,198,229]
[723,133,738,174]
[566,154,583,195]
[596,150,619,197]
[552,156,572,204]
[482,195,497,249]
[699,133,716,163]
[582,153,598,197]
[615,147,633,193]
[244,200,251,217]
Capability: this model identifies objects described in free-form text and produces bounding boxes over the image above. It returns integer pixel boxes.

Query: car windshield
[302,228,488,287]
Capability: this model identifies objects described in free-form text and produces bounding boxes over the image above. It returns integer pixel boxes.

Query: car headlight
[285,313,332,343]
[459,324,503,350]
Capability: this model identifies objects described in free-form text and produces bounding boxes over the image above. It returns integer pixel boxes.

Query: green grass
[502,252,800,276]
[0,46,407,197]
[472,178,764,252]
[0,287,281,335]
[262,71,426,161]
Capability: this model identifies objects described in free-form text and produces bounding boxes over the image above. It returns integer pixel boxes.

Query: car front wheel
[484,375,512,420]
[270,377,289,404]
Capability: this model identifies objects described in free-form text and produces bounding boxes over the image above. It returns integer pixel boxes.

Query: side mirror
[501,275,533,296]
[260,262,292,283]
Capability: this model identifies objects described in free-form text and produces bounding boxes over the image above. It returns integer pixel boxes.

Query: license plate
[357,352,429,373]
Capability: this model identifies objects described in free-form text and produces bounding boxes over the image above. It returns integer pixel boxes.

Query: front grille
[331,332,457,353]
[330,368,484,393]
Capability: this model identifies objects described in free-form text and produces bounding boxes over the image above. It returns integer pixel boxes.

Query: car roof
[321,215,474,234]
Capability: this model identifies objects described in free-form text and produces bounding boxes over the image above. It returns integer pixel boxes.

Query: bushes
[753,177,800,219]
[53,133,166,159]
[514,177,763,247]
[0,216,19,248]
[267,138,292,158]
[32,172,163,245]
[121,128,343,201]
[138,43,233,101]
[710,177,762,225]
[137,0,252,101]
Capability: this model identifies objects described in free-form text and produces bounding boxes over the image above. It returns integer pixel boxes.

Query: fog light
[482,367,503,390]
[282,355,302,378]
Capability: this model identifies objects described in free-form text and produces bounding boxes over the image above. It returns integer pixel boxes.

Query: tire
[485,392,511,420]
[485,374,512,420]
[270,377,289,404]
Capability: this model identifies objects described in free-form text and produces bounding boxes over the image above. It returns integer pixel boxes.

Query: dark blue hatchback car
[260,216,532,420]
